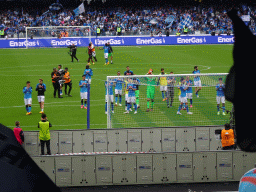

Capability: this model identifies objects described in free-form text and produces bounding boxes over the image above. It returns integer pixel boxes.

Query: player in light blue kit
[103,43,110,65]
[177,77,193,115]
[186,76,193,108]
[83,64,93,84]
[216,77,226,115]
[124,78,137,114]
[79,75,88,109]
[192,66,201,97]
[114,71,123,106]
[23,81,33,115]
[105,80,114,114]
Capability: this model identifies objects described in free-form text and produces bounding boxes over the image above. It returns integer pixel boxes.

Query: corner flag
[73,3,85,16]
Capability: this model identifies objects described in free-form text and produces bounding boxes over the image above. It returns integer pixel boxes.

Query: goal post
[106,73,233,129]
[25,26,91,49]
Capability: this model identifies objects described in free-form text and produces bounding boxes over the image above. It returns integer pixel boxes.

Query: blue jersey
[79,80,88,93]
[193,70,200,81]
[103,45,109,53]
[105,81,114,95]
[127,83,136,97]
[83,69,93,80]
[114,77,123,90]
[216,83,225,97]
[186,80,193,93]
[23,86,32,99]
[178,84,187,97]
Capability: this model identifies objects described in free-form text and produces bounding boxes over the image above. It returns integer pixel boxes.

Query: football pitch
[0,44,234,131]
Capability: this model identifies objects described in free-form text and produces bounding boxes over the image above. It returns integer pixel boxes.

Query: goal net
[105,73,233,129]
[25,26,91,49]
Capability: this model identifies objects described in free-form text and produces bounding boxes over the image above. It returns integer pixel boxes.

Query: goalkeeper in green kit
[145,69,157,112]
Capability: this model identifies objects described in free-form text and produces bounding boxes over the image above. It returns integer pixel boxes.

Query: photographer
[220,123,236,150]
[67,43,79,62]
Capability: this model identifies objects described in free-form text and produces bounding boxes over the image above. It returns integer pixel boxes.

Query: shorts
[92,51,96,57]
[216,96,225,104]
[125,93,128,101]
[147,87,155,99]
[186,93,192,99]
[37,96,45,103]
[108,53,113,57]
[115,89,122,95]
[180,96,188,103]
[105,95,114,102]
[104,53,108,59]
[24,98,32,105]
[194,80,201,87]
[80,92,88,100]
[127,96,136,103]
[160,86,167,92]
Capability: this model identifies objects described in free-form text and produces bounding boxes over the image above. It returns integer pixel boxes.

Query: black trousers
[40,140,51,155]
[222,145,235,150]
[64,81,72,95]
[71,53,78,62]
[53,82,60,97]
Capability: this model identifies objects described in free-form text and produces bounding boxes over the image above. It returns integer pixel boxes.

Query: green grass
[0,44,234,131]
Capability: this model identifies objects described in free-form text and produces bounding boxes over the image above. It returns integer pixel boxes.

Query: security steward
[64,67,72,97]
[97,27,101,36]
[117,26,121,36]
[183,25,188,35]
[221,123,236,150]
[51,67,63,98]
[38,113,52,155]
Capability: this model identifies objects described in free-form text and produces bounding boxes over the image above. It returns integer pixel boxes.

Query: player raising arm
[23,81,33,115]
[124,78,137,114]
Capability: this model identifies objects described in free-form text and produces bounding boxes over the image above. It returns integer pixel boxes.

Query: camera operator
[67,43,79,62]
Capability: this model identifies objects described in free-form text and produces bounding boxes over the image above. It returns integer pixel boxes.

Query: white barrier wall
[32,151,256,187]
[23,127,224,156]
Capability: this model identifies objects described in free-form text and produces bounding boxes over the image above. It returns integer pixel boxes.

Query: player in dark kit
[107,42,113,64]
[67,43,79,62]
[87,42,94,65]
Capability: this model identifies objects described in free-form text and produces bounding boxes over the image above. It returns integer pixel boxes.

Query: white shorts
[160,86,167,92]
[216,96,225,104]
[105,95,114,102]
[125,93,128,101]
[80,92,88,100]
[180,96,188,103]
[186,93,192,99]
[127,96,136,103]
[92,51,96,57]
[24,98,32,105]
[115,89,122,95]
[87,79,91,84]
[104,53,108,59]
[194,80,201,87]
[37,96,45,103]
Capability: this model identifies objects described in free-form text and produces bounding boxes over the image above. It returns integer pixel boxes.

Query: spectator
[13,121,24,146]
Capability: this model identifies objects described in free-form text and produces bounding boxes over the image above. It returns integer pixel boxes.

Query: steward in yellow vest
[38,113,52,155]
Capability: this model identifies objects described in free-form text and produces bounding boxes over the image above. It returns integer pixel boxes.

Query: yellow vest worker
[221,128,235,148]
[38,121,50,141]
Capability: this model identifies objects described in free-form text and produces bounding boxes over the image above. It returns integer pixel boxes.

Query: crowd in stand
[1,4,256,38]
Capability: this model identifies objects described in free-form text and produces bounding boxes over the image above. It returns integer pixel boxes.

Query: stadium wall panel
[0,35,234,48]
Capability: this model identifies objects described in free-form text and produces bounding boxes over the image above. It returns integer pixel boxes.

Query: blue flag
[73,3,85,16]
